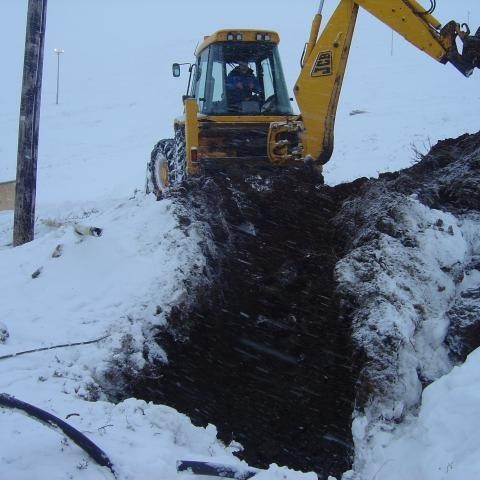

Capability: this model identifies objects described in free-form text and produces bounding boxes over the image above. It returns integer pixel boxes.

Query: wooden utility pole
[13,0,48,247]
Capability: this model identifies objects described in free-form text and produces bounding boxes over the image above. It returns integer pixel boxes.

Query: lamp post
[54,48,64,105]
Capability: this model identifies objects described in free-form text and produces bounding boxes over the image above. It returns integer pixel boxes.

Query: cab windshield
[193,41,293,116]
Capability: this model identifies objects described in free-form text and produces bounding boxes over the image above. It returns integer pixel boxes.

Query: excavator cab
[189,33,293,116]
[146,29,302,197]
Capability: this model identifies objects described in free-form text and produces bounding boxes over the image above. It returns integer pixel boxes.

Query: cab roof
[196,29,280,57]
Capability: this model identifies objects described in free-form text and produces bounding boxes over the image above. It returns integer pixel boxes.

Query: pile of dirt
[379,132,480,215]
[344,131,480,366]
[128,131,480,479]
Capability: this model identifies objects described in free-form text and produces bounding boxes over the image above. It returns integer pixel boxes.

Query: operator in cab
[226,61,261,112]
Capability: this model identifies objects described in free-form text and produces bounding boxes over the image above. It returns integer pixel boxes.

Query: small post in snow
[13,0,48,247]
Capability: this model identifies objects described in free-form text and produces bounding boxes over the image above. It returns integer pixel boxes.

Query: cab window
[193,41,293,116]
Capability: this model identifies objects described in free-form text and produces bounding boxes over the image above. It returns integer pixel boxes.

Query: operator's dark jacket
[226,66,260,106]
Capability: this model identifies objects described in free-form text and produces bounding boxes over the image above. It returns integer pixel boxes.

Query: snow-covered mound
[0,195,230,479]
[334,132,480,479]
[0,194,207,395]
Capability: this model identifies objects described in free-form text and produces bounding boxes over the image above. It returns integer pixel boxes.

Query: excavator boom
[356,0,479,76]
[295,0,480,165]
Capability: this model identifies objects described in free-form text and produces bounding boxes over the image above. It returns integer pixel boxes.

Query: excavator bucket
[462,27,480,73]
[441,21,480,77]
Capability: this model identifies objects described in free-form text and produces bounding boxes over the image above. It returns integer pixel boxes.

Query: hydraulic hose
[413,0,436,15]
[425,0,436,15]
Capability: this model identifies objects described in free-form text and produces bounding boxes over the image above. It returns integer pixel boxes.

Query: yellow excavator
[146,0,479,196]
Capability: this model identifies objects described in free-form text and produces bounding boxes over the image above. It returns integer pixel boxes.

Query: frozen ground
[1,1,480,479]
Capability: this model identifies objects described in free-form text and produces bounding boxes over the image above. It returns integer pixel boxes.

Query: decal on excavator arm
[311,50,333,76]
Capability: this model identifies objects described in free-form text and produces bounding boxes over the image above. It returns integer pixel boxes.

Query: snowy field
[1,1,480,479]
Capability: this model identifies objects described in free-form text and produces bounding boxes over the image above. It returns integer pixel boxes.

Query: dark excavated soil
[127,131,480,480]
[133,162,358,479]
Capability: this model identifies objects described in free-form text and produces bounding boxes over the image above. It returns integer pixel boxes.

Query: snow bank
[1,396,236,480]
[336,192,465,417]
[0,194,235,479]
[352,347,480,480]
[334,138,480,479]
[0,194,208,394]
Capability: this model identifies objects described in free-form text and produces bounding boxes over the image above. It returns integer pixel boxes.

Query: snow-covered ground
[1,1,480,479]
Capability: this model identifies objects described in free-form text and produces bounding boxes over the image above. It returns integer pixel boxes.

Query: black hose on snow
[0,393,116,478]
[177,460,326,480]
[177,460,260,479]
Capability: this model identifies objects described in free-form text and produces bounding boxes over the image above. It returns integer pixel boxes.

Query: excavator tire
[147,125,187,199]
[172,124,186,183]
[146,138,174,198]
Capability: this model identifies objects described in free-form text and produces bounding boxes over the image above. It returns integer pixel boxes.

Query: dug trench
[132,161,360,479]
[126,131,480,480]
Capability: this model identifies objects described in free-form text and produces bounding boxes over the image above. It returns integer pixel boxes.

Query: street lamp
[53,48,64,105]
